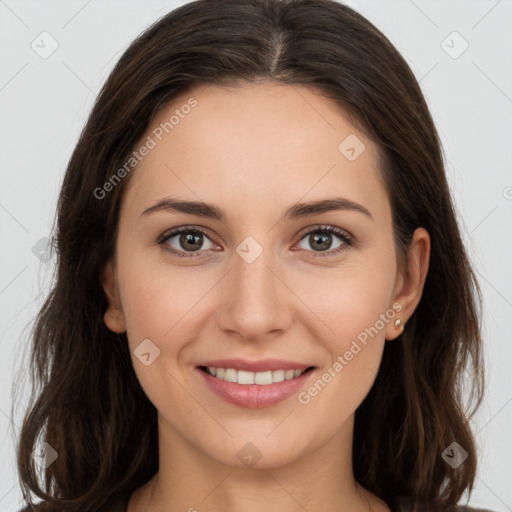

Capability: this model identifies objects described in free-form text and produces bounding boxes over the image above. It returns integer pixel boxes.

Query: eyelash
[157,225,354,259]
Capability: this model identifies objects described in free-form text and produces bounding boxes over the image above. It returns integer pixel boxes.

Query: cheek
[121,273,172,343]
[300,253,397,390]
[116,262,200,407]
[115,260,238,444]
[117,253,218,356]
[309,256,396,341]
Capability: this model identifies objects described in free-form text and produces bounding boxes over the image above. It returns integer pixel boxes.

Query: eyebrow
[139,196,373,222]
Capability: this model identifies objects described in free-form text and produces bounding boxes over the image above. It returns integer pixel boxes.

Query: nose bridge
[217,233,292,338]
[235,236,275,298]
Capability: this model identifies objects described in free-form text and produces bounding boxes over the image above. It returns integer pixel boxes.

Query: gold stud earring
[394,318,404,331]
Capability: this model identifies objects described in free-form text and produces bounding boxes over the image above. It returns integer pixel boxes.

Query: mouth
[196,363,316,409]
[197,365,315,385]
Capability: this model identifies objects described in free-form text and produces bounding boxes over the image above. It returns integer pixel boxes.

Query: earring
[394,318,404,331]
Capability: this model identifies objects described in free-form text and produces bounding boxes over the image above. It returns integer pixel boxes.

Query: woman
[16,0,491,511]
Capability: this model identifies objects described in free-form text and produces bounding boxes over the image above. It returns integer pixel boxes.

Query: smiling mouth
[198,366,315,386]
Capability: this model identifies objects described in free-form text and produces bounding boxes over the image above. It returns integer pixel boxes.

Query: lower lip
[197,367,315,409]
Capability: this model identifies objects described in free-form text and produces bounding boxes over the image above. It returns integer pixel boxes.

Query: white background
[1,1,511,511]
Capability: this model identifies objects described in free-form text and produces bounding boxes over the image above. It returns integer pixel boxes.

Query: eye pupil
[180,232,203,251]
[310,233,332,251]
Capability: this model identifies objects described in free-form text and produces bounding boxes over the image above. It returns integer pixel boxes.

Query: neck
[128,413,390,512]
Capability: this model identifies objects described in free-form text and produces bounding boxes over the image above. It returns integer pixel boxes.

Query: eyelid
[157,225,217,245]
[295,223,352,241]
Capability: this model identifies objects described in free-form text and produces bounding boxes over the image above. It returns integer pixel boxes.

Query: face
[102,82,425,470]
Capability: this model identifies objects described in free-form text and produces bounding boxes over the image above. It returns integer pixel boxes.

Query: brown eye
[159,227,216,257]
[296,226,353,257]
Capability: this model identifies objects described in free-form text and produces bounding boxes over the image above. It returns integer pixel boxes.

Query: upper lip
[198,358,314,372]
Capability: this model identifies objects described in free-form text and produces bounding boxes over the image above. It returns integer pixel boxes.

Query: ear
[386,227,430,341]
[101,259,126,334]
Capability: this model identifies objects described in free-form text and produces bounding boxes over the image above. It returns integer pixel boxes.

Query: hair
[14,1,484,511]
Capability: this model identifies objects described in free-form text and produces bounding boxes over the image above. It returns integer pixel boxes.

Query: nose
[215,240,294,342]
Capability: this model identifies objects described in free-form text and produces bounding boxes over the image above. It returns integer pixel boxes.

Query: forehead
[121,82,389,224]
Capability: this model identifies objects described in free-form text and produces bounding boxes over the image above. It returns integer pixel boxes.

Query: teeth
[255,371,272,385]
[238,370,255,384]
[205,367,309,385]
[272,370,285,383]
[224,368,237,383]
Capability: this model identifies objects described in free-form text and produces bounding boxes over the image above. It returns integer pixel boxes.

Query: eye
[295,225,353,258]
[158,226,217,258]
[157,224,354,259]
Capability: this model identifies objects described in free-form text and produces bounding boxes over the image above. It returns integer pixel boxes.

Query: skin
[102,82,430,512]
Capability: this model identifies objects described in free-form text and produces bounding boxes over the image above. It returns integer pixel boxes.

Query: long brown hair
[14,1,484,511]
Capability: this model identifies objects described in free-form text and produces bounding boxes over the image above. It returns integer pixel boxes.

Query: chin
[197,432,313,470]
